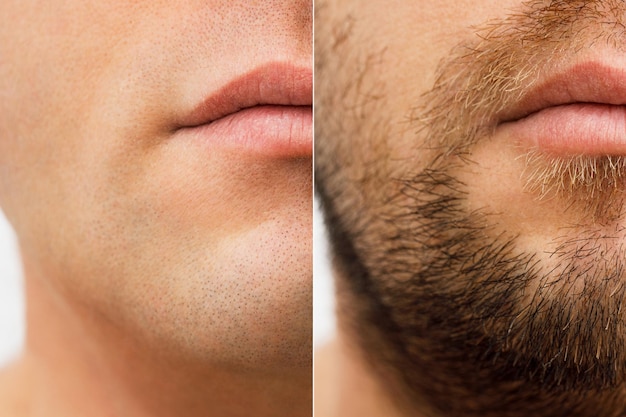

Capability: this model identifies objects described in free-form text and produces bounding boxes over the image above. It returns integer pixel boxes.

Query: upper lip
[498,62,626,124]
[179,62,312,128]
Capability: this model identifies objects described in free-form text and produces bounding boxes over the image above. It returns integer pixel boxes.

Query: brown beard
[316,1,626,416]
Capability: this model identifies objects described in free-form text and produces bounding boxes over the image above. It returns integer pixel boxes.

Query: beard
[340,166,626,417]
[316,1,626,416]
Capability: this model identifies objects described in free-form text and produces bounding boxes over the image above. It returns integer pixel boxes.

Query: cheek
[0,4,133,231]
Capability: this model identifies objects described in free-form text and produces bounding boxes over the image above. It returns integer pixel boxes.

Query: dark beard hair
[315,1,626,416]
[322,162,626,417]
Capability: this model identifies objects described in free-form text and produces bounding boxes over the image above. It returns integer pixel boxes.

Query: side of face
[317,1,626,416]
[0,0,312,371]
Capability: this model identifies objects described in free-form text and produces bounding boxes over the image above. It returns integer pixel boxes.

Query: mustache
[416,0,626,155]
[414,0,626,212]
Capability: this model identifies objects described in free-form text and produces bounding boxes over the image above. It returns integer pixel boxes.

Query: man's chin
[337,163,626,417]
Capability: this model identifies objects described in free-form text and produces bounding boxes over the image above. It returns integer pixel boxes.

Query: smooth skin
[0,2,312,417]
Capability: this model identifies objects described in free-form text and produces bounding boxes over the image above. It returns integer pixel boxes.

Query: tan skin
[0,1,311,417]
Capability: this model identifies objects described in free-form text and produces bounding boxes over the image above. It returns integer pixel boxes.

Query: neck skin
[0,261,311,417]
[315,330,414,417]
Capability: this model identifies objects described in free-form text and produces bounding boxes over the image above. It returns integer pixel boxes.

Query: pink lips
[176,63,312,158]
[498,62,626,156]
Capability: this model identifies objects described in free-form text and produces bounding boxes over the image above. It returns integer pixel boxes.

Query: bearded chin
[315,0,626,414]
[343,160,626,417]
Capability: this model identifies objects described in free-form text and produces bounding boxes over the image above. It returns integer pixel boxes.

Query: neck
[6,268,311,417]
[315,331,414,417]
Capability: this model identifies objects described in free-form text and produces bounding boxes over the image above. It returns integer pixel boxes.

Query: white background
[314,198,336,348]
[0,211,24,368]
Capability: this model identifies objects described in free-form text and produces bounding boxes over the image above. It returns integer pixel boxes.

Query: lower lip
[175,105,312,158]
[500,103,626,156]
